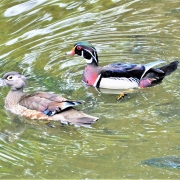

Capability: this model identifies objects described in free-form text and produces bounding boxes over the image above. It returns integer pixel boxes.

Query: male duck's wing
[19,92,82,116]
[102,63,145,79]
[101,60,165,79]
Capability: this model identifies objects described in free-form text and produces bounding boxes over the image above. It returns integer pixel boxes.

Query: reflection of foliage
[142,156,180,168]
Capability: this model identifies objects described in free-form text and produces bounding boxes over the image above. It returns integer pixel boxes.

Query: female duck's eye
[77,46,82,50]
[7,75,13,80]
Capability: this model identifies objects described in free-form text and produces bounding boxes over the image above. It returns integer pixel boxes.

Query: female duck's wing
[32,92,83,105]
[19,92,82,116]
[19,92,98,127]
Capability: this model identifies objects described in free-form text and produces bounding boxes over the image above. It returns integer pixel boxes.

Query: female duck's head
[66,42,98,65]
[0,71,26,91]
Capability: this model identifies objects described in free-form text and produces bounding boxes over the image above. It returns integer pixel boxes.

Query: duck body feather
[1,72,98,127]
[102,63,145,79]
[82,60,174,89]
[83,64,141,89]
[67,42,178,90]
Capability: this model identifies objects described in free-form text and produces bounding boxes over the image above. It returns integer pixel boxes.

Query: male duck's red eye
[77,46,82,50]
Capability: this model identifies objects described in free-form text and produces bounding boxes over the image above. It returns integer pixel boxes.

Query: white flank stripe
[93,74,101,87]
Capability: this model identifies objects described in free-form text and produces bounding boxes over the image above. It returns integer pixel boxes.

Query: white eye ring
[7,75,13,80]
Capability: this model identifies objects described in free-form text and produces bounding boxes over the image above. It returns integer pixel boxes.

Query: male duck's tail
[139,61,179,88]
[158,61,179,76]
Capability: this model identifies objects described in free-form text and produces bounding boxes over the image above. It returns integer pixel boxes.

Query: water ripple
[0,0,180,179]
[4,0,47,17]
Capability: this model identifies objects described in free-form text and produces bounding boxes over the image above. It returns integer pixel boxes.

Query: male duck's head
[0,71,26,91]
[66,42,98,65]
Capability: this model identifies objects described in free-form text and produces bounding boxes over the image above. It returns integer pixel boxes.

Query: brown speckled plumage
[0,72,98,127]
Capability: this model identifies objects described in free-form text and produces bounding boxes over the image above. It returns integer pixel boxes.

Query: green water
[0,0,180,179]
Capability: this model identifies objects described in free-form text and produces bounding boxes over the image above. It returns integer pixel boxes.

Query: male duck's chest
[83,65,101,86]
[82,65,140,89]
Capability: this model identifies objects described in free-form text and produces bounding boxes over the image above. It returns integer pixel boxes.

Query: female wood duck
[66,42,178,92]
[0,72,98,127]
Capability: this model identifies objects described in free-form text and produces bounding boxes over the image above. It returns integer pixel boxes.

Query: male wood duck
[66,42,178,98]
[0,72,98,127]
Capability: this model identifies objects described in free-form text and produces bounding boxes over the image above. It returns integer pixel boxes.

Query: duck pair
[0,42,178,127]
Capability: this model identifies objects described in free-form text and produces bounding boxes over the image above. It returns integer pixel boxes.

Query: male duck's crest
[66,41,179,90]
[66,42,98,65]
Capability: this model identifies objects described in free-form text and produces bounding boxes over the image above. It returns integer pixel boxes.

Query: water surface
[0,0,180,179]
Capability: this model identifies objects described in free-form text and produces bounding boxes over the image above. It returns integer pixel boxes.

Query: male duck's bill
[66,42,179,90]
[0,71,98,127]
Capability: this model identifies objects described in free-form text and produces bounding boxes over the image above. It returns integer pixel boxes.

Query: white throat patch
[84,49,97,64]
[86,58,93,64]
